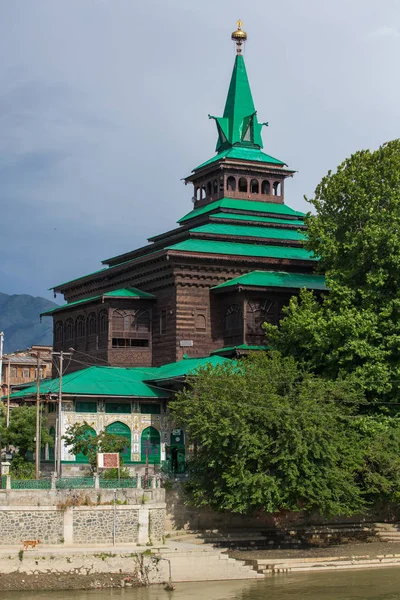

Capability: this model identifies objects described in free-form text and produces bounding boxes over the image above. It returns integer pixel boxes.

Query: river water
[4,568,400,600]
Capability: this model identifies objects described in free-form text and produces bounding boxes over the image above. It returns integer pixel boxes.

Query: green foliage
[2,405,53,459]
[63,422,129,472]
[266,140,400,401]
[171,352,366,517]
[100,467,130,480]
[9,455,35,479]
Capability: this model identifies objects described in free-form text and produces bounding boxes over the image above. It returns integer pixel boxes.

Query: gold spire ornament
[231,19,247,54]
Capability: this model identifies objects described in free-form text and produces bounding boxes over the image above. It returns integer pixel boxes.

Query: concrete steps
[159,543,263,581]
[374,523,400,542]
[246,554,400,575]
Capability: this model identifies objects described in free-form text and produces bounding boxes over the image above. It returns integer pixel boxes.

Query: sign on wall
[97,453,120,469]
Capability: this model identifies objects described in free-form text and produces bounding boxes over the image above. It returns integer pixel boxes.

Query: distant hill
[0,292,58,353]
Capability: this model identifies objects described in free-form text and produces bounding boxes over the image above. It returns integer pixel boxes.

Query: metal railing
[99,477,138,489]
[10,478,51,490]
[2,474,161,490]
[56,477,94,490]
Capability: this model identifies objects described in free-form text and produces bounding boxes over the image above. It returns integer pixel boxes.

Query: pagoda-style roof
[42,287,155,316]
[194,146,286,172]
[211,270,327,292]
[178,198,304,224]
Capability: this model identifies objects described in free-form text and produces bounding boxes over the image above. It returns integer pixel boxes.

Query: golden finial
[231,19,247,54]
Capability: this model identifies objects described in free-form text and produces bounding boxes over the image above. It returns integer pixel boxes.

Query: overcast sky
[1,0,399,300]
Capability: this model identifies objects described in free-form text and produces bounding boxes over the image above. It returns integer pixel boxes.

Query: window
[65,318,74,341]
[22,368,30,378]
[226,176,236,192]
[273,181,281,196]
[160,309,167,335]
[238,177,248,192]
[10,367,17,378]
[98,310,108,334]
[112,338,149,347]
[195,314,206,332]
[48,403,56,413]
[250,179,259,194]
[55,321,63,343]
[87,313,96,336]
[105,402,131,414]
[247,298,277,344]
[75,316,85,339]
[224,304,243,343]
[75,401,97,413]
[261,180,270,195]
[140,403,161,415]
[34,368,45,379]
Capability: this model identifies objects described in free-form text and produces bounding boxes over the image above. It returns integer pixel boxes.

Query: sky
[1,0,399,301]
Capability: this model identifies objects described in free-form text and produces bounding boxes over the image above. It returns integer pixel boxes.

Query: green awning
[212,270,326,291]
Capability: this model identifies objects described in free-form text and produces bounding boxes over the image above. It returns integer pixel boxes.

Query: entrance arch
[106,421,131,463]
[75,426,96,464]
[141,426,161,464]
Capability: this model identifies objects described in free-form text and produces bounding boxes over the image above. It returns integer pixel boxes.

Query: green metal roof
[41,288,155,316]
[212,270,327,291]
[167,239,316,262]
[9,366,168,400]
[194,147,285,171]
[8,356,232,399]
[178,198,305,224]
[210,213,305,227]
[210,345,268,355]
[191,223,305,242]
[143,355,231,382]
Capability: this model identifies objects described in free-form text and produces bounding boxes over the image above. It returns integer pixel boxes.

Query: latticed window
[246,298,277,344]
[224,304,243,344]
[55,321,63,343]
[87,313,96,336]
[65,318,74,341]
[111,308,151,348]
[98,310,108,334]
[75,316,85,339]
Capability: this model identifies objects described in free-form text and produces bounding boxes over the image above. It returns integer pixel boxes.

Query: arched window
[87,313,96,336]
[201,186,206,200]
[111,309,151,348]
[250,179,259,194]
[224,304,243,337]
[75,316,85,339]
[238,177,248,192]
[247,298,277,344]
[273,181,281,196]
[219,176,224,191]
[65,318,74,341]
[213,180,218,194]
[98,310,108,334]
[196,314,206,332]
[226,176,236,192]
[106,422,131,462]
[207,182,212,196]
[55,321,63,344]
[136,310,150,333]
[261,180,270,195]
[112,309,125,333]
[195,187,200,201]
[141,426,161,464]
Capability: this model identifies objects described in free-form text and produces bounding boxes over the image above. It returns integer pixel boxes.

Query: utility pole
[0,331,4,390]
[6,359,10,427]
[52,351,72,478]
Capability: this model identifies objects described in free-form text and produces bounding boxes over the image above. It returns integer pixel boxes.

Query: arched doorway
[141,427,161,464]
[106,421,131,463]
[170,429,185,473]
[75,426,96,464]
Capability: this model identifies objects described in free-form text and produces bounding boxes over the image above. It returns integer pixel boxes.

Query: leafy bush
[9,455,35,479]
[101,467,130,480]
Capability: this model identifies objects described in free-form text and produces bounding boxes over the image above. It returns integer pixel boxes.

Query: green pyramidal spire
[210,54,266,153]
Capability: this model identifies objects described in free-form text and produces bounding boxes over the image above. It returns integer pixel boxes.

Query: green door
[141,427,161,464]
[75,426,96,464]
[170,429,186,473]
[106,421,131,463]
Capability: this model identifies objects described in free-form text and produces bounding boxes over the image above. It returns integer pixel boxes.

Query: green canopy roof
[191,223,305,242]
[178,198,305,224]
[194,147,285,171]
[41,288,155,316]
[210,213,305,226]
[9,366,168,400]
[167,239,316,262]
[212,270,327,291]
[143,355,230,382]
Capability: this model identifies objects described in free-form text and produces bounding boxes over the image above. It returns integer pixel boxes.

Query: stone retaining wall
[0,504,165,546]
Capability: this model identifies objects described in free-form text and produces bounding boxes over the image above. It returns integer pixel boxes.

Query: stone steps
[245,554,400,575]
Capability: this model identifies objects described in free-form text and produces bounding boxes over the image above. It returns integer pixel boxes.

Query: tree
[266,140,400,400]
[170,352,366,517]
[3,405,53,459]
[63,422,129,473]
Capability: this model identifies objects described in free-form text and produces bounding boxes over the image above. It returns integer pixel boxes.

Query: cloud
[369,26,399,38]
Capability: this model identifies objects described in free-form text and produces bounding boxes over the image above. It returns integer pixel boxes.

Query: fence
[0,474,160,490]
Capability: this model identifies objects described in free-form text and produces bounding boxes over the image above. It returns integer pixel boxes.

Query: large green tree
[171,353,366,517]
[266,140,400,400]
[2,405,53,459]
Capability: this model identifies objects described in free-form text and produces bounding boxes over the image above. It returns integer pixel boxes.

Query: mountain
[0,292,58,353]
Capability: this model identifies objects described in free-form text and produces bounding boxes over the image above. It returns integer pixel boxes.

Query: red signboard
[97,453,119,469]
